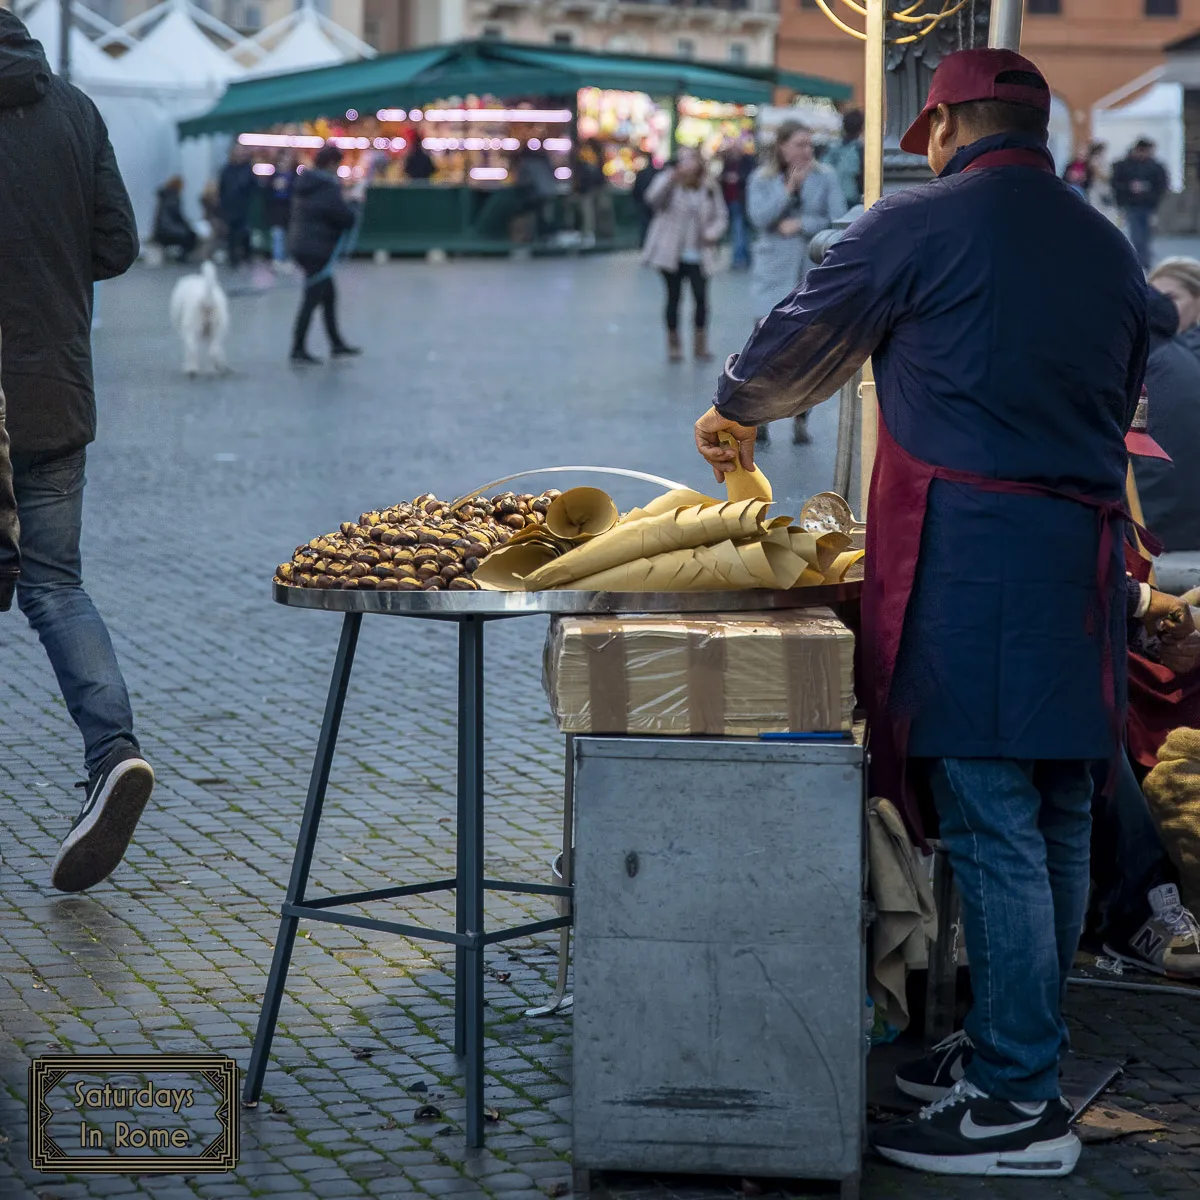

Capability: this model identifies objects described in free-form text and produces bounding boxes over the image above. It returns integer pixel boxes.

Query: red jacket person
[695,49,1174,1179]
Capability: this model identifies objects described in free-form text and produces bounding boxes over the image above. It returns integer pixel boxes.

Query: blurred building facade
[75,0,362,37]
[361,0,779,64]
[778,0,1200,150]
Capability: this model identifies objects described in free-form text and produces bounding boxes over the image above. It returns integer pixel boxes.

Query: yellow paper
[473,541,560,590]
[718,432,773,503]
[545,487,618,540]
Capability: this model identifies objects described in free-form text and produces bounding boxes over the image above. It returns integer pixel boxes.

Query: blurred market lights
[470,166,508,180]
[252,163,275,176]
[238,133,324,148]
[554,167,572,180]
[543,138,571,152]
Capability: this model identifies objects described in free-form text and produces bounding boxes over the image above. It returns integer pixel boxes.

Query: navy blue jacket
[717,134,1149,761]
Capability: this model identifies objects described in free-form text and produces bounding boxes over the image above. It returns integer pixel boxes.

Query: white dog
[170,261,229,376]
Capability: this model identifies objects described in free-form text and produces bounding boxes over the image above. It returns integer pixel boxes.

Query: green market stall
[179,39,850,256]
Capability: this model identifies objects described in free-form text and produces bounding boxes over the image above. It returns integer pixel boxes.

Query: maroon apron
[862,408,1150,847]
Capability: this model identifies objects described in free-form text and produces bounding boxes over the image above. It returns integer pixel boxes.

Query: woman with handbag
[642,147,728,362]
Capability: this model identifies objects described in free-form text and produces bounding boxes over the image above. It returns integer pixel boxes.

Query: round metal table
[246,581,861,1146]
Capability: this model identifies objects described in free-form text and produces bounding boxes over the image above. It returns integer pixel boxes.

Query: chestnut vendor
[695,49,1193,1179]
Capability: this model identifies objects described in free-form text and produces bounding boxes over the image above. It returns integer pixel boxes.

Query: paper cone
[719,432,773,503]
[787,528,820,568]
[473,541,561,591]
[544,487,619,540]
[825,548,866,584]
[525,500,769,590]
[816,530,854,575]
[625,488,718,522]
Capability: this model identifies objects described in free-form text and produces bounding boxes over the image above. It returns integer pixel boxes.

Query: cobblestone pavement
[2,256,1199,1200]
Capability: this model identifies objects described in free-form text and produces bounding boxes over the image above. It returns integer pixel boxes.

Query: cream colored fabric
[867,796,938,1032]
[1143,727,1200,912]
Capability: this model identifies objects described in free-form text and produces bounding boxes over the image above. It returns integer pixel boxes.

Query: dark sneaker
[895,1029,974,1103]
[874,1079,1080,1177]
[290,349,322,365]
[1104,883,1200,980]
[330,343,362,357]
[51,745,154,893]
[792,414,812,444]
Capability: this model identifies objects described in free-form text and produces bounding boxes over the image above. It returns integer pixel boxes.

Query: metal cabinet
[571,737,866,1198]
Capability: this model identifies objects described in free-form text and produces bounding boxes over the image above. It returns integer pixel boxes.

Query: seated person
[152,176,198,261]
[1135,283,1200,551]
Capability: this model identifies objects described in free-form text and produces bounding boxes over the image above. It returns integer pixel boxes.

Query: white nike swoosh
[960,1112,1042,1140]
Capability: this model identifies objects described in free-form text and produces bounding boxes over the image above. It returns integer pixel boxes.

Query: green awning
[179,40,852,138]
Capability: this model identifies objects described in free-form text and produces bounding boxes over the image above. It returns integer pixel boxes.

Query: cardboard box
[543,608,855,736]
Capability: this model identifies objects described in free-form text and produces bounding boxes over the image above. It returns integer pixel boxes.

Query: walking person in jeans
[1112,138,1168,270]
[0,10,151,893]
[642,147,728,363]
[289,146,361,364]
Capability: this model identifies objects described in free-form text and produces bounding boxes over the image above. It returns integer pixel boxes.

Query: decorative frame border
[29,1055,239,1173]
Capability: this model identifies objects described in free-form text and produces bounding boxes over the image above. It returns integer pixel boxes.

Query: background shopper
[0,10,152,893]
[642,147,728,363]
[289,145,361,364]
[747,120,847,443]
[218,145,256,268]
[151,176,197,262]
[719,135,755,271]
[1113,138,1169,269]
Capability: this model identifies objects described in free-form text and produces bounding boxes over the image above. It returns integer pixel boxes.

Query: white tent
[19,0,125,83]
[1093,69,1184,191]
[112,1,244,89]
[240,2,373,78]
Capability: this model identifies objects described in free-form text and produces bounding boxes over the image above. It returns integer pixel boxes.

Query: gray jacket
[747,163,846,318]
[0,326,19,612]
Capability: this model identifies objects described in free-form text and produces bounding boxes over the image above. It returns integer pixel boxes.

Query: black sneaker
[874,1079,1080,1177]
[51,745,154,893]
[290,349,322,365]
[330,343,362,357]
[895,1029,974,1103]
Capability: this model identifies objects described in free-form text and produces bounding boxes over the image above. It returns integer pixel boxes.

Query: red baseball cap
[900,47,1052,156]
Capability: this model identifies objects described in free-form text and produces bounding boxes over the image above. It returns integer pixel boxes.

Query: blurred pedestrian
[289,146,360,364]
[264,156,295,268]
[0,9,152,892]
[631,154,660,248]
[1062,151,1090,197]
[823,109,865,208]
[513,142,559,242]
[747,121,847,443]
[151,175,197,261]
[1086,141,1118,223]
[642,146,728,363]
[218,145,256,268]
[405,140,435,182]
[199,179,224,260]
[1136,280,1200,551]
[1113,138,1169,269]
[720,136,755,270]
[572,138,613,246]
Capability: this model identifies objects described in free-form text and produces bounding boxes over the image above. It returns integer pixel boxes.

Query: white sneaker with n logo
[874,1079,1081,1177]
[1104,883,1200,980]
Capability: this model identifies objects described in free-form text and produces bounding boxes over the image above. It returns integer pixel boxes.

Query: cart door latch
[624,852,639,878]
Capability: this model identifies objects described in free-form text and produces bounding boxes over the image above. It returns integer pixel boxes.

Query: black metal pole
[58,0,71,83]
[243,612,362,1105]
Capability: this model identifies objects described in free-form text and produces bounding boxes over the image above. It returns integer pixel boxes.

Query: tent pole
[59,0,71,82]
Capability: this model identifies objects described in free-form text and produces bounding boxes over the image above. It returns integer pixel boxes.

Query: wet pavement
[1,254,1199,1199]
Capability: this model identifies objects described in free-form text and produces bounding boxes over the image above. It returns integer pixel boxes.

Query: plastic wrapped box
[543,607,855,736]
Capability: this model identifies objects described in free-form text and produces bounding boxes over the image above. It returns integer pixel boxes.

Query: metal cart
[245,582,858,1147]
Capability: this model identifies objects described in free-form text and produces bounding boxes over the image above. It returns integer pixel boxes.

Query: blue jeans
[728,199,750,269]
[929,757,1094,1101]
[4,448,138,774]
[1123,207,1153,269]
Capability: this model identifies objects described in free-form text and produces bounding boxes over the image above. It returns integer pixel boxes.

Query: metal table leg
[244,612,362,1105]
[527,733,574,1017]
[459,616,487,1147]
[925,842,961,1046]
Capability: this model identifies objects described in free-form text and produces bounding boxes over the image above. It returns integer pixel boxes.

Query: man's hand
[1145,589,1195,640]
[695,407,757,482]
[777,217,802,238]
